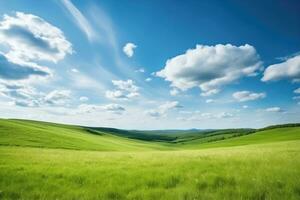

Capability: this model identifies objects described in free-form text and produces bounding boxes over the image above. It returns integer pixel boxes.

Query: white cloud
[101,103,125,114]
[0,53,50,80]
[0,82,71,107]
[217,112,234,118]
[292,96,300,105]
[44,90,71,106]
[156,44,262,96]
[76,104,97,114]
[242,105,248,109]
[79,96,88,102]
[145,78,152,82]
[112,79,139,93]
[145,110,162,118]
[0,12,72,63]
[201,112,213,119]
[77,103,125,115]
[135,68,145,73]
[160,101,182,111]
[0,12,71,82]
[105,90,127,100]
[61,0,96,41]
[293,96,300,100]
[200,89,220,97]
[0,82,41,107]
[106,80,140,100]
[71,68,79,73]
[145,101,182,118]
[177,111,234,121]
[262,54,300,82]
[265,107,282,112]
[123,42,137,57]
[233,91,266,102]
[126,92,139,98]
[294,88,300,94]
[170,88,179,96]
[205,99,215,103]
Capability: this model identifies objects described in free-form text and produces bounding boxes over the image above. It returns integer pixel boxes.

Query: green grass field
[0,119,300,199]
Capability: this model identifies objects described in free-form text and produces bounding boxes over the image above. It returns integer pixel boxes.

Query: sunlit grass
[0,141,300,199]
[0,119,300,199]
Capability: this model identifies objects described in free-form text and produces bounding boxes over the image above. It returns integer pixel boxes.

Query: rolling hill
[0,118,300,200]
[0,119,298,150]
[0,119,173,151]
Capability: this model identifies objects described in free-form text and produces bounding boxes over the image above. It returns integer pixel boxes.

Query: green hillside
[1,119,299,150]
[0,119,300,199]
[183,126,300,149]
[0,119,172,151]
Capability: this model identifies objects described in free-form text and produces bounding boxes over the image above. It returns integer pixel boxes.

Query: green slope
[1,119,300,151]
[1,140,300,199]
[183,126,300,149]
[0,119,172,151]
[89,127,254,143]
[1,119,300,199]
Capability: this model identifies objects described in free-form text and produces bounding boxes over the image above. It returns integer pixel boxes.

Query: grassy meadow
[0,119,300,199]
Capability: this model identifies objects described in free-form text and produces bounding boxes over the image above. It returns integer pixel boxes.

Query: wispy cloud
[61,0,96,41]
[265,107,283,113]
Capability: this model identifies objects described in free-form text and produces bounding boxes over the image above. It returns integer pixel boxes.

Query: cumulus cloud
[170,88,179,96]
[177,111,234,121]
[265,107,282,112]
[79,96,89,102]
[71,68,79,73]
[233,91,266,102]
[294,88,300,94]
[292,96,300,105]
[112,79,138,93]
[101,103,125,114]
[0,82,72,107]
[44,90,71,106]
[123,43,137,57]
[205,99,215,103]
[145,101,182,118]
[77,103,125,115]
[0,82,41,107]
[76,104,97,114]
[262,54,300,82]
[200,112,214,119]
[105,79,140,100]
[0,12,71,83]
[145,77,152,82]
[293,96,300,100]
[105,90,127,100]
[0,12,72,63]
[156,44,262,96]
[0,53,50,80]
[200,89,220,97]
[217,112,234,118]
[135,68,145,73]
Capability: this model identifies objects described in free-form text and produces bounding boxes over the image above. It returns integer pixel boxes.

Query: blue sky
[0,0,299,129]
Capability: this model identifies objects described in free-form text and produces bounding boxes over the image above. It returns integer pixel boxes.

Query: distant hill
[0,118,299,151]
